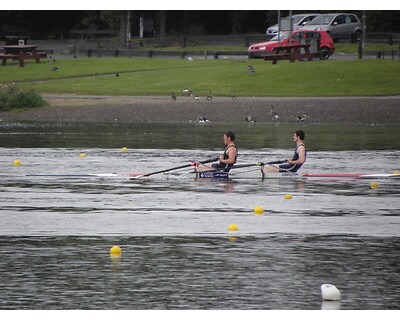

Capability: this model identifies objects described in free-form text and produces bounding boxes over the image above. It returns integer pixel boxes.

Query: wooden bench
[263,44,320,64]
[0,45,47,66]
[0,54,20,65]
[263,53,292,64]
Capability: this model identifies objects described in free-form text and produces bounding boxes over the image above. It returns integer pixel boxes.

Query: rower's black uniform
[279,143,306,172]
[212,145,238,172]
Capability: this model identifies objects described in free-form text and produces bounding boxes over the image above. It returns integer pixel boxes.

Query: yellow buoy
[13,159,21,167]
[79,153,87,158]
[253,205,264,215]
[110,245,122,256]
[370,181,378,189]
[228,223,238,231]
[284,194,293,200]
[122,147,128,152]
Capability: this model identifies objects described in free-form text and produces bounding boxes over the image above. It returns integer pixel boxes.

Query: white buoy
[321,284,341,301]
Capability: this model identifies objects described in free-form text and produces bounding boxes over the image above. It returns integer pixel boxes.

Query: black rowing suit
[279,143,306,172]
[212,144,238,172]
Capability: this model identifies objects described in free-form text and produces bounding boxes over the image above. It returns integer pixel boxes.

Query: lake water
[0,121,399,310]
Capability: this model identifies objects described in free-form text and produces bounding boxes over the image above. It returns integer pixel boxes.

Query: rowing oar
[132,157,218,178]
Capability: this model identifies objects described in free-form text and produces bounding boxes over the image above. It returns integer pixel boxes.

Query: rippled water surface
[0,121,399,310]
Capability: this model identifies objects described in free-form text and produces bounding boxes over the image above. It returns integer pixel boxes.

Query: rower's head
[295,130,305,140]
[224,131,236,143]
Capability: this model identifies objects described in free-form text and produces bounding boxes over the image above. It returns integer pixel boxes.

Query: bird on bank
[51,66,59,72]
[116,73,119,77]
[207,91,213,101]
[247,65,255,76]
[245,116,256,123]
[191,93,200,100]
[230,91,237,100]
[183,88,192,96]
[171,92,177,101]
[297,114,307,121]
[271,105,279,119]
[197,117,210,124]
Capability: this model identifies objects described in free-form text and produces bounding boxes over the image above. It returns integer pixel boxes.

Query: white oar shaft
[132,157,218,179]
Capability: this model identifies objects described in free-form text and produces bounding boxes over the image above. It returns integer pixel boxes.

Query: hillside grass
[0,57,399,97]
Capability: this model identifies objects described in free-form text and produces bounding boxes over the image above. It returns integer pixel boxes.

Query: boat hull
[24,171,400,180]
[195,170,400,180]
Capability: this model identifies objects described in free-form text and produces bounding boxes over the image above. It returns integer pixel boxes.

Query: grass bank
[0,57,399,97]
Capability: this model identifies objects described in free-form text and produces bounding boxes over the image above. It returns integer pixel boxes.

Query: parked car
[266,13,321,37]
[298,13,363,42]
[248,30,335,60]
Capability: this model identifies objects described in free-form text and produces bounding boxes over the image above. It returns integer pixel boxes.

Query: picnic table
[263,44,320,64]
[0,45,47,67]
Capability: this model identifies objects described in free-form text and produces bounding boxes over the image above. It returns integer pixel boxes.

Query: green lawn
[1,57,399,97]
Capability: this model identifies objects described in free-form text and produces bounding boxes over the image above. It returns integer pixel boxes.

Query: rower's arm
[288,146,306,165]
[220,148,237,165]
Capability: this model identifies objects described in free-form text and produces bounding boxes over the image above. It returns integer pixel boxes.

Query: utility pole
[126,10,131,49]
[289,10,292,45]
[362,10,367,49]
[358,10,367,59]
[277,10,281,45]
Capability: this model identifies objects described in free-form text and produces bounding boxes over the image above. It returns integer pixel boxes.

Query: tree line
[0,10,399,40]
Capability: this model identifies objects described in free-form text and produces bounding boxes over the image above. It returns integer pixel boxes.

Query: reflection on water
[0,121,399,150]
[0,120,399,310]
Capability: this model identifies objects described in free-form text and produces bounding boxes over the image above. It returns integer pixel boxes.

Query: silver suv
[299,13,363,42]
[266,13,321,37]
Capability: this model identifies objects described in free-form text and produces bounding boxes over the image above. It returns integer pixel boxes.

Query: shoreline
[1,94,399,124]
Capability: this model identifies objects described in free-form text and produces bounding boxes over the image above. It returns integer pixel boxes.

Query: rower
[264,130,306,173]
[196,131,238,172]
